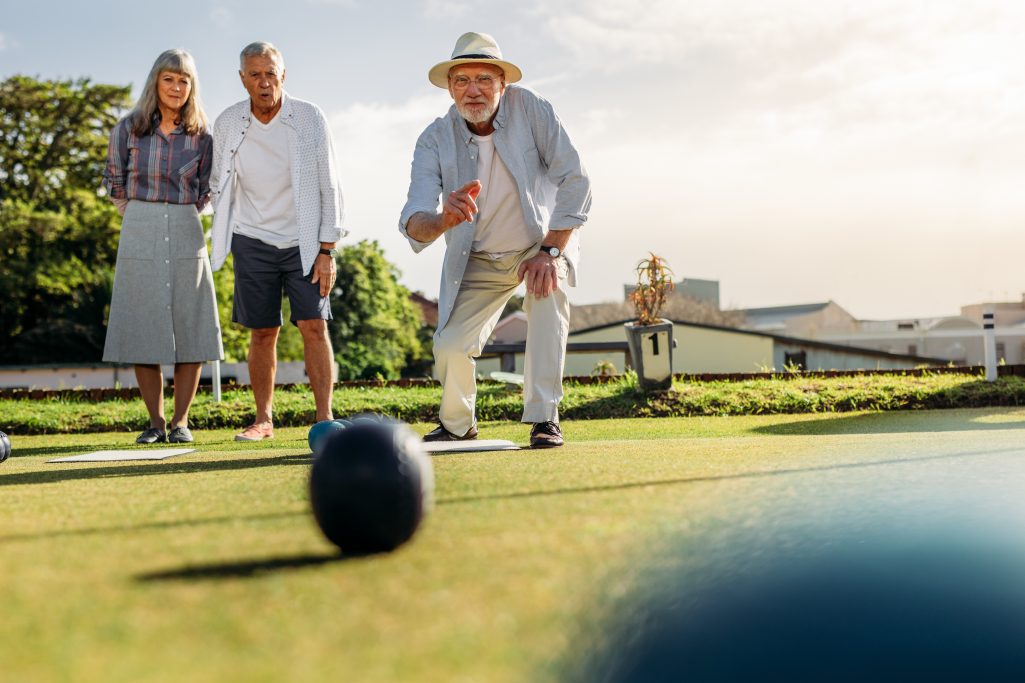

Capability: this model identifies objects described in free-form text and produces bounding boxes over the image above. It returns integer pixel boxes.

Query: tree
[0,76,429,373]
[0,76,131,210]
[329,240,428,380]
[0,76,131,363]
[500,294,523,320]
[0,193,120,362]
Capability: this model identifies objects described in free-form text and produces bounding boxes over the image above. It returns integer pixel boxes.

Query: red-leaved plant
[629,253,675,326]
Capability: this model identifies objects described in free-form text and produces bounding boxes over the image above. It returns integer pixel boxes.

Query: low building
[473,317,947,379]
[740,297,1025,366]
[741,301,860,337]
[625,277,721,309]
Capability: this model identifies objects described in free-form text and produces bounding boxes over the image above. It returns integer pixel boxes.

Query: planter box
[625,320,675,391]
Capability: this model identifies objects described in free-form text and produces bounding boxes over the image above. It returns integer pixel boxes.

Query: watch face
[544,246,560,257]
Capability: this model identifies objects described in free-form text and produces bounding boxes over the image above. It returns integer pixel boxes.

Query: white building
[739,296,1025,366]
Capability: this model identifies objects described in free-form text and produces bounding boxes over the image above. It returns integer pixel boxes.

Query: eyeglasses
[450,74,500,90]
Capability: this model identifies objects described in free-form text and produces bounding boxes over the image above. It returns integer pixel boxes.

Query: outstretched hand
[440,180,482,230]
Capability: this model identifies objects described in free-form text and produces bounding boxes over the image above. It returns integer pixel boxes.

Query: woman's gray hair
[127,48,209,136]
[239,42,285,71]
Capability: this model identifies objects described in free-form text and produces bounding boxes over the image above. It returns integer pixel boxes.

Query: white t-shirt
[233,112,299,248]
[471,134,535,256]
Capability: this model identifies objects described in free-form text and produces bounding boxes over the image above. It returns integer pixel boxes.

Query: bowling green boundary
[4,369,1025,434]
[4,408,1025,682]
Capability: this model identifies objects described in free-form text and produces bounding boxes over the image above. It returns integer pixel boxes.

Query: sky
[3,0,1024,320]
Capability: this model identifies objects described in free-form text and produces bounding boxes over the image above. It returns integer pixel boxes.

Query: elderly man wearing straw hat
[399,32,591,448]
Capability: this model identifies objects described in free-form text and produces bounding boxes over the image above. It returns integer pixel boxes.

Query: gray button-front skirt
[103,200,224,364]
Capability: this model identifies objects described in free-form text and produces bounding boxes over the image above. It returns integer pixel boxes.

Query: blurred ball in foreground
[586,531,1025,682]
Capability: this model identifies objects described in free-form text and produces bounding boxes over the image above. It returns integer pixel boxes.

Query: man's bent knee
[432,327,474,361]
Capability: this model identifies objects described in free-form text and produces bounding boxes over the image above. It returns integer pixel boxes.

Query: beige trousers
[434,247,570,436]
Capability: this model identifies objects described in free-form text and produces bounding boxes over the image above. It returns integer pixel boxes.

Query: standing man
[210,42,346,441]
[400,32,591,448]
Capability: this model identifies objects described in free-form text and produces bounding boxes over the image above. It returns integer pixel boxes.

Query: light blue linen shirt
[399,84,591,332]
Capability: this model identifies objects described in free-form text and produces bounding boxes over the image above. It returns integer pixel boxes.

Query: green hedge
[3,371,1025,435]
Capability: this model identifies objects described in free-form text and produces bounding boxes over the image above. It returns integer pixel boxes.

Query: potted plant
[625,253,676,391]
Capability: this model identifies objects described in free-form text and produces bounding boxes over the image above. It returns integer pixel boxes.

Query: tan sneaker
[235,422,274,442]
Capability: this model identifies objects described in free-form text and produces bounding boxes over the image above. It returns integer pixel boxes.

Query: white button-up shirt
[210,93,346,275]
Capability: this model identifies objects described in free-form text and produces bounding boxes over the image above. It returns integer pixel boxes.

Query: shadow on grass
[5,444,113,457]
[0,453,312,487]
[436,446,1025,505]
[752,410,1025,436]
[0,510,307,544]
[12,437,307,457]
[135,552,351,581]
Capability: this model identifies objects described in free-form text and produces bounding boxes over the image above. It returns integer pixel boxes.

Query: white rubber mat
[48,449,195,463]
[423,439,520,454]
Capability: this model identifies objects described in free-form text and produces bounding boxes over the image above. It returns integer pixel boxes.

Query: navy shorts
[231,234,332,328]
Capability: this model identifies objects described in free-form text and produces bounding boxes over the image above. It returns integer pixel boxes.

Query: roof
[409,291,439,327]
[740,301,834,329]
[570,298,743,333]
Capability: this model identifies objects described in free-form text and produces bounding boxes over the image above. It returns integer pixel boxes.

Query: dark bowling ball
[0,430,10,463]
[309,419,434,554]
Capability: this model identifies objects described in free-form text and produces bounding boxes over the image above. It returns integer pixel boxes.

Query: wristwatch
[539,245,561,258]
[319,248,337,257]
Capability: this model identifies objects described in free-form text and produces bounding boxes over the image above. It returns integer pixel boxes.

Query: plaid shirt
[103,115,213,208]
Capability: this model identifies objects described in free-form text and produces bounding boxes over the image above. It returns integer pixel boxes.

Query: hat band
[453,53,499,60]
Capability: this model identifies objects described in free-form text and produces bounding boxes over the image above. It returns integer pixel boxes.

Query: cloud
[316,2,1025,316]
[328,93,453,295]
[531,0,1025,167]
[0,32,10,51]
[531,0,1025,117]
[306,0,358,6]
[517,0,1025,313]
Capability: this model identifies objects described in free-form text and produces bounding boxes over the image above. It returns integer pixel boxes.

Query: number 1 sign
[625,320,675,392]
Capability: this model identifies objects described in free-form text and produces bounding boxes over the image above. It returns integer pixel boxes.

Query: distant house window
[997,342,1006,361]
[784,351,807,371]
[908,344,917,355]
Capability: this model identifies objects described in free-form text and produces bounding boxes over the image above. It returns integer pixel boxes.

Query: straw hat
[428,32,522,88]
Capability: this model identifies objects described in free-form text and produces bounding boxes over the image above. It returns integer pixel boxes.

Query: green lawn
[3,408,1025,682]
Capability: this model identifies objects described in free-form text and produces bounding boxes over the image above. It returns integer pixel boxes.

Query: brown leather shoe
[530,421,564,448]
[422,424,478,442]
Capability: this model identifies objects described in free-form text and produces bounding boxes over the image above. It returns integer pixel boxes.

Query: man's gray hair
[239,41,285,71]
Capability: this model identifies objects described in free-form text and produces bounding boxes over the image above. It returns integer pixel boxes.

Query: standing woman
[103,49,223,444]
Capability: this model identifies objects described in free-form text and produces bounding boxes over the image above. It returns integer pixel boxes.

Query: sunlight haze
[3,0,1022,320]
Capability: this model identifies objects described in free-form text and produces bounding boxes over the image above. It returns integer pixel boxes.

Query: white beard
[457,97,498,125]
